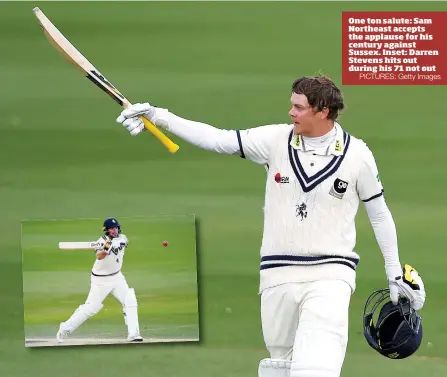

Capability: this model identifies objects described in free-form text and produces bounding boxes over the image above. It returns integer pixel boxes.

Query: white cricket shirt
[236,123,384,293]
[91,234,128,276]
[155,109,397,292]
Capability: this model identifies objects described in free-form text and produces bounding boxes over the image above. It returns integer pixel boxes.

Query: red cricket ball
[162,241,168,247]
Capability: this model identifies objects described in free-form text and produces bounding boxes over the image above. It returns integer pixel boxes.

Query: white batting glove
[116,103,156,136]
[389,264,426,311]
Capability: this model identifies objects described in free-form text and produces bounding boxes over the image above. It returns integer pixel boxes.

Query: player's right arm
[116,103,287,165]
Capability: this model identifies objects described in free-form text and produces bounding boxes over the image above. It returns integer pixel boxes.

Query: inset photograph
[21,215,199,347]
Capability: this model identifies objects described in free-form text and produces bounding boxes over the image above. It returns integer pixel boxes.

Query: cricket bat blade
[58,241,104,250]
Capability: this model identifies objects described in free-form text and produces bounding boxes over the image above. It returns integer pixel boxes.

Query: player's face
[288,93,324,136]
[107,227,119,237]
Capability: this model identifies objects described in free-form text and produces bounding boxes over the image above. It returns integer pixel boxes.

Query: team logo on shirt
[295,202,308,221]
[274,172,289,184]
[329,178,349,199]
[110,242,126,255]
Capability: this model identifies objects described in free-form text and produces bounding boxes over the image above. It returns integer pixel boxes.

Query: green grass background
[21,215,199,344]
[1,1,446,376]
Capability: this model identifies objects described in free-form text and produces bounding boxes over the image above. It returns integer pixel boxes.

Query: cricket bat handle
[140,115,180,154]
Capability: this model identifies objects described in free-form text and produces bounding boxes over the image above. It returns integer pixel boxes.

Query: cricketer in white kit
[115,75,426,376]
[56,217,143,343]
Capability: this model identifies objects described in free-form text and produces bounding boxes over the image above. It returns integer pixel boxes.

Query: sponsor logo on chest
[274,172,290,184]
[329,178,349,199]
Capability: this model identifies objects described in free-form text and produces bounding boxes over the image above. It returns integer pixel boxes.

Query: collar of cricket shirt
[287,123,351,193]
[290,122,345,156]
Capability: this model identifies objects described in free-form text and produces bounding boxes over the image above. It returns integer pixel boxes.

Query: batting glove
[94,237,111,254]
[116,102,161,136]
[389,264,426,311]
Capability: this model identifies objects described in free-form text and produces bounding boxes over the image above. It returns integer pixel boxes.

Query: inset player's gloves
[103,238,112,252]
[95,237,112,255]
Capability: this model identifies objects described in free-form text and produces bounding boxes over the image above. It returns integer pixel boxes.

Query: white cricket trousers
[87,271,130,306]
[261,280,352,377]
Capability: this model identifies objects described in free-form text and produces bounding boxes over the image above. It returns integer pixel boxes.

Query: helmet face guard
[363,288,422,359]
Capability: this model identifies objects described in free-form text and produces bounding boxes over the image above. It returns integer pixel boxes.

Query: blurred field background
[1,1,446,376]
[21,215,199,346]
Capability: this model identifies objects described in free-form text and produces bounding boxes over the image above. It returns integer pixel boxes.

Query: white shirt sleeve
[112,237,125,248]
[154,109,287,164]
[119,234,128,247]
[364,196,402,280]
[236,124,289,164]
[359,144,402,280]
[156,110,240,155]
[357,143,384,202]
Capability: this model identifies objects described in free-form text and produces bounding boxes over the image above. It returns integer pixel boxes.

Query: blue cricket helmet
[363,288,422,359]
[103,218,121,232]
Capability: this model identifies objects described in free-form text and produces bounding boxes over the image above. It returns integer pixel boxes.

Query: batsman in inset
[115,74,426,376]
[56,218,143,343]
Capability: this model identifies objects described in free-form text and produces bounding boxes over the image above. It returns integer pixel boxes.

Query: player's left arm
[357,145,425,310]
[118,234,128,248]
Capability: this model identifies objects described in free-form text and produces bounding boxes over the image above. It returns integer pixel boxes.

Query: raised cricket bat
[32,7,179,154]
[58,241,104,250]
